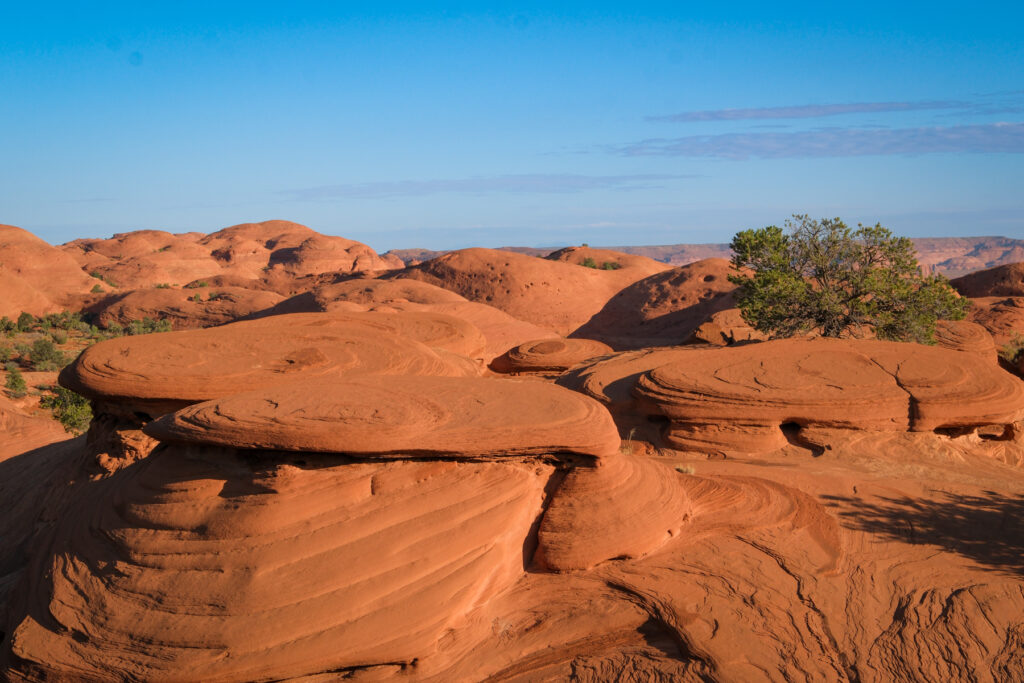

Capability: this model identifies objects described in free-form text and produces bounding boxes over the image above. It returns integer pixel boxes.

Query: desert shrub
[0,316,13,333]
[729,215,969,343]
[190,293,202,302]
[0,345,10,362]
[187,280,209,289]
[89,270,104,279]
[581,257,598,268]
[29,338,67,371]
[1000,333,1024,364]
[91,284,104,293]
[5,366,27,397]
[14,342,31,358]
[601,261,621,270]
[50,330,68,344]
[16,312,35,332]
[154,283,172,289]
[40,386,92,433]
[127,317,173,335]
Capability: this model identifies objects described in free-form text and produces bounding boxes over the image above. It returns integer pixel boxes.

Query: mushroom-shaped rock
[60,313,478,415]
[491,338,613,374]
[146,376,622,459]
[632,339,1024,455]
[933,319,998,361]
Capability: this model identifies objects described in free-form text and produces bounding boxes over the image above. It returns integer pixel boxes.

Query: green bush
[91,284,104,293]
[0,345,10,362]
[601,261,622,270]
[154,283,172,289]
[29,338,67,371]
[16,312,35,332]
[40,386,92,434]
[5,366,27,397]
[129,317,172,335]
[50,330,68,344]
[581,257,598,269]
[1000,333,1024,365]
[0,316,13,333]
[729,215,969,343]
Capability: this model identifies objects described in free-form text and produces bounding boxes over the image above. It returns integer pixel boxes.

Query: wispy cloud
[282,173,695,200]
[618,122,1024,160]
[650,100,967,122]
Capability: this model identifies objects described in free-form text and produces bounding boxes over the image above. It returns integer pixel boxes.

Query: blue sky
[2,2,1022,250]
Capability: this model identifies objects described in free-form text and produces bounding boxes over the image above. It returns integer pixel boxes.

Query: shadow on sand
[822,489,1024,577]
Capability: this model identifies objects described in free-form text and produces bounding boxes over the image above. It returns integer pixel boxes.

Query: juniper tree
[728,215,969,343]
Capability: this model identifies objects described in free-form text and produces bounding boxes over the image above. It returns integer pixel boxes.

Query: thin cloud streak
[619,122,1024,160]
[650,100,967,122]
[282,173,696,200]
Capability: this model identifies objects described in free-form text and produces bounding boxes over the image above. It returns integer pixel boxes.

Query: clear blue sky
[2,2,1022,250]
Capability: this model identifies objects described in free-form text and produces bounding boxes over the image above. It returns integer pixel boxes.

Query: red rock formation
[687,307,768,346]
[253,278,560,365]
[933,319,999,361]
[951,261,1024,298]
[147,376,620,459]
[571,258,738,349]
[87,286,285,329]
[491,338,614,375]
[388,247,658,336]
[60,312,479,415]
[966,296,1024,347]
[565,339,1024,456]
[0,224,95,316]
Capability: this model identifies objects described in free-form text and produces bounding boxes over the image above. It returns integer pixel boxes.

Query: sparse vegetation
[1000,333,1024,365]
[581,257,598,268]
[187,280,210,289]
[154,283,172,289]
[4,364,27,397]
[16,312,34,332]
[601,261,621,270]
[40,385,92,433]
[729,215,970,343]
[28,338,66,371]
[91,284,104,293]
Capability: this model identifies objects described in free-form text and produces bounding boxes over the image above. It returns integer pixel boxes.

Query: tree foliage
[728,215,969,343]
[40,385,93,434]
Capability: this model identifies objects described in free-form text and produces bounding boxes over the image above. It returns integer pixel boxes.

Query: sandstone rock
[146,375,621,459]
[491,338,614,375]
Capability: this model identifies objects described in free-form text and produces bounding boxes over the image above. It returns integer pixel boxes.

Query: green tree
[29,338,66,370]
[5,365,27,397]
[728,215,969,343]
[16,312,35,332]
[41,386,93,433]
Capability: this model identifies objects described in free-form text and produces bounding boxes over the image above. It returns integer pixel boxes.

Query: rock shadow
[822,490,1024,576]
